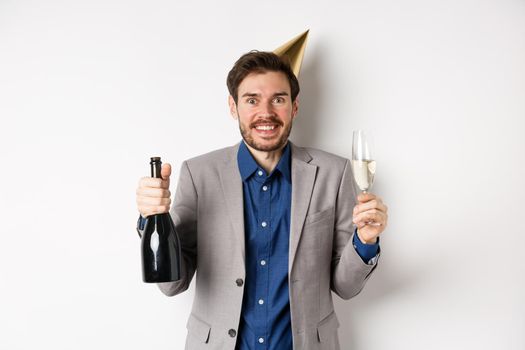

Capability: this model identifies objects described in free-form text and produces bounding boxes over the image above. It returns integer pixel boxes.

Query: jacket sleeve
[330,159,380,300]
[136,215,147,238]
[156,160,198,297]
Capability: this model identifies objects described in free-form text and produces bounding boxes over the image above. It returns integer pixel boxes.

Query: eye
[273,97,285,104]
[247,98,257,105]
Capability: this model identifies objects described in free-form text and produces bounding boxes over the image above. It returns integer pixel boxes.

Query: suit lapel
[218,142,246,265]
[289,142,317,274]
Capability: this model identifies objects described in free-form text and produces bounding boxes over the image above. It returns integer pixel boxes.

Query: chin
[251,138,286,152]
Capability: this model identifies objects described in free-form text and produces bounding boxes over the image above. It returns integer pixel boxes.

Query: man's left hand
[352,192,388,244]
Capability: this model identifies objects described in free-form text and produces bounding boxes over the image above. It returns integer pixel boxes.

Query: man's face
[229,71,298,152]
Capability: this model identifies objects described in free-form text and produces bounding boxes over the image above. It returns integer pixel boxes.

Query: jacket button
[235,278,243,287]
[228,329,237,337]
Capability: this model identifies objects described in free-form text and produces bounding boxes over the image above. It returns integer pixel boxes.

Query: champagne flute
[352,130,380,226]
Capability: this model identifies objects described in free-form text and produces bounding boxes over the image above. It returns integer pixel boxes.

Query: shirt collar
[237,140,291,182]
[274,141,291,182]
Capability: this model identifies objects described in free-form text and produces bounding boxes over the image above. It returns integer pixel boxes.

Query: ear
[228,95,238,120]
[291,98,299,120]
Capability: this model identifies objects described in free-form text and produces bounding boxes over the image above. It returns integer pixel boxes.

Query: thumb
[161,163,172,182]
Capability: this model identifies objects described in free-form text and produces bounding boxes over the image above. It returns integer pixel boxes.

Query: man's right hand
[136,163,172,218]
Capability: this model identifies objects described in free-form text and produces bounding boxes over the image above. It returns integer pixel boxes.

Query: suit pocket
[317,311,340,343]
[304,206,335,226]
[186,313,211,343]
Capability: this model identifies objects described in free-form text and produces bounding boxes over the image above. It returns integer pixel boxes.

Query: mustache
[250,117,283,128]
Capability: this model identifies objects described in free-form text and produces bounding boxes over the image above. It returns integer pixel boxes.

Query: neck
[244,141,287,174]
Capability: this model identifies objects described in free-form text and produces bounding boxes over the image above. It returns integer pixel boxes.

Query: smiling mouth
[254,125,277,131]
[252,124,280,139]
[252,123,280,134]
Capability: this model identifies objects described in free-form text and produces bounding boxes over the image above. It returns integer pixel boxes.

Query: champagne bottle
[141,157,181,283]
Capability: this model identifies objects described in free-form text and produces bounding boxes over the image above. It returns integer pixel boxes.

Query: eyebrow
[240,91,290,98]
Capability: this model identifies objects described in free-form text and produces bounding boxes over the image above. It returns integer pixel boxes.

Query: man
[135,51,389,350]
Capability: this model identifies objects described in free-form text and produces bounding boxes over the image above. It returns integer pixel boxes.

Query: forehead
[238,71,291,95]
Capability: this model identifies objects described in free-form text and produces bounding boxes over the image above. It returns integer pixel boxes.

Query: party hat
[273,30,309,77]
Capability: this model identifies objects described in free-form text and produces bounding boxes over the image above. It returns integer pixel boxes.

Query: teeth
[255,125,275,130]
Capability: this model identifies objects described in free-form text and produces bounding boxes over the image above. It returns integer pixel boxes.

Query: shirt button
[228,329,237,337]
[258,337,265,344]
[257,170,263,176]
[260,260,266,266]
[235,278,243,287]
[261,221,267,228]
[258,299,264,305]
[262,185,268,191]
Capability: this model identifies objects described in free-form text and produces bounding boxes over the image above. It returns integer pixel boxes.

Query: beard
[238,115,293,152]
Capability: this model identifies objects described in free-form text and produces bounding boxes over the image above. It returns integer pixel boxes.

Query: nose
[258,100,275,117]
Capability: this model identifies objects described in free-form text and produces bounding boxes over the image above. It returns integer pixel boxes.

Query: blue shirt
[235,140,293,350]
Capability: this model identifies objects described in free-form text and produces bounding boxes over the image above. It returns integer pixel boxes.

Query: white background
[1,0,524,349]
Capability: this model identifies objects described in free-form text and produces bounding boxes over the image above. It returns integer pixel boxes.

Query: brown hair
[226,50,300,103]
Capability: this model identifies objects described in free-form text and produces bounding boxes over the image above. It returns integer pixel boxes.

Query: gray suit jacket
[153,141,378,350]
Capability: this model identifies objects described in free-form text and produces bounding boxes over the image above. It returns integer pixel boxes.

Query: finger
[136,187,171,198]
[139,177,163,188]
[353,210,386,226]
[141,205,171,216]
[356,216,386,235]
[357,192,376,203]
[353,210,379,225]
[354,200,387,215]
[139,177,170,189]
[137,196,171,206]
